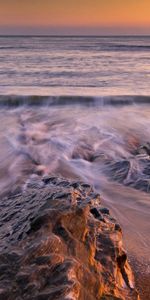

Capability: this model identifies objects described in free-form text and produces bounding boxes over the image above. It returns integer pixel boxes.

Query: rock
[104,154,150,193]
[136,142,150,156]
[100,207,110,215]
[115,223,122,232]
[0,177,139,300]
[72,143,94,162]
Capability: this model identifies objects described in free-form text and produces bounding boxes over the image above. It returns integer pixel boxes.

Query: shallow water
[0,100,149,271]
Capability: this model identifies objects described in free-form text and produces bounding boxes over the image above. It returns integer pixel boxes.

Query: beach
[0,36,150,299]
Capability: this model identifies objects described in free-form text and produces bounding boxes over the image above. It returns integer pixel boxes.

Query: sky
[0,0,150,35]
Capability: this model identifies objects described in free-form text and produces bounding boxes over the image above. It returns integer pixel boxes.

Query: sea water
[0,35,150,96]
[0,36,150,298]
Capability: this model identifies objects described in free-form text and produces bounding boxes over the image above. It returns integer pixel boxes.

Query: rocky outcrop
[100,142,150,194]
[0,177,139,300]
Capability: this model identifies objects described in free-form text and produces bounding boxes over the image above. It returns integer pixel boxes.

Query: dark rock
[105,160,130,183]
[33,256,51,265]
[115,223,122,232]
[100,207,110,215]
[103,154,150,194]
[136,142,150,156]
[90,207,101,218]
[0,177,139,300]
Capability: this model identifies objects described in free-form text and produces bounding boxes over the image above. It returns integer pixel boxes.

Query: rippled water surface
[0,36,150,95]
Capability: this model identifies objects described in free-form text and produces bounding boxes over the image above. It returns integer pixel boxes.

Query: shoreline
[0,177,139,299]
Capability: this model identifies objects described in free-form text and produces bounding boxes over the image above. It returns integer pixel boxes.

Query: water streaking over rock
[0,98,149,299]
[0,98,150,197]
[0,177,139,300]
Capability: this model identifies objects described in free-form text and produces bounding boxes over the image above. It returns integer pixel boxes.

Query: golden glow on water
[0,0,150,31]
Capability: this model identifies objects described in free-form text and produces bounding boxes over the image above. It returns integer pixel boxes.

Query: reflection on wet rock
[0,177,139,300]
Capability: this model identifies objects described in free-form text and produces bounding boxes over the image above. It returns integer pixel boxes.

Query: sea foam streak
[0,98,149,269]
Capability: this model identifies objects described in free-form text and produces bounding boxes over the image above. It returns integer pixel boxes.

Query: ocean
[0,36,150,299]
[0,35,150,96]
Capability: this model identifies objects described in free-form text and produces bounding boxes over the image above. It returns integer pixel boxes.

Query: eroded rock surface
[102,142,150,193]
[0,177,139,300]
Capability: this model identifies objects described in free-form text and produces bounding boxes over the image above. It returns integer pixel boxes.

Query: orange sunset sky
[0,0,150,34]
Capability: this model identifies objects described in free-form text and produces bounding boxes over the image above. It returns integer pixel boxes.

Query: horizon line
[0,34,150,37]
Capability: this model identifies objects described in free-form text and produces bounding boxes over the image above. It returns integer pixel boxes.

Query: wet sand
[130,257,150,300]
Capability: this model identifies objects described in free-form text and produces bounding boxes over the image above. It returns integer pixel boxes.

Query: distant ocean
[0,35,150,96]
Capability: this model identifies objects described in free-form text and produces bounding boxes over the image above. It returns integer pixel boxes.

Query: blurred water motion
[0,102,150,266]
[0,36,150,96]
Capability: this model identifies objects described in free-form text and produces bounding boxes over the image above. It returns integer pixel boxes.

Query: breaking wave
[0,95,150,108]
[0,94,149,269]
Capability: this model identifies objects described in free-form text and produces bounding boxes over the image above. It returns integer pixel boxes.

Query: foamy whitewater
[0,36,150,297]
